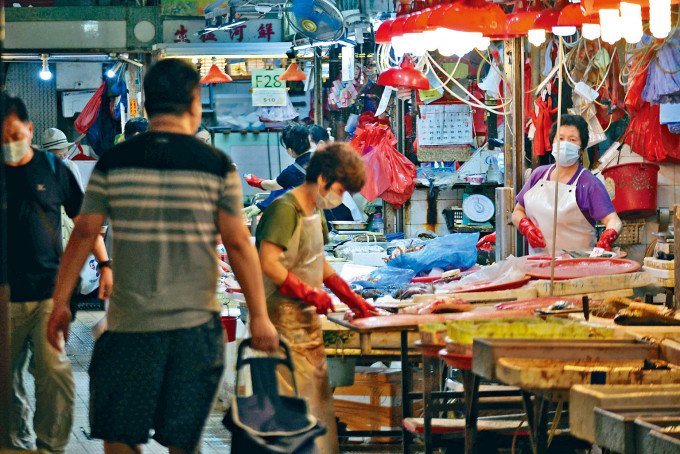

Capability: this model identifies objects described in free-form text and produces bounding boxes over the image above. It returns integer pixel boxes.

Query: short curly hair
[305,143,366,194]
[548,114,589,149]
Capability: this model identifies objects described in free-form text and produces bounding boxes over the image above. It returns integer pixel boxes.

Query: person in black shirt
[2,94,111,453]
[243,122,313,219]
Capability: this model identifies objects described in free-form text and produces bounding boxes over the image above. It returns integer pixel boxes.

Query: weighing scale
[461,193,495,226]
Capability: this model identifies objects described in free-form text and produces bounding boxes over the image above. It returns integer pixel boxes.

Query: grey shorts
[88,314,224,452]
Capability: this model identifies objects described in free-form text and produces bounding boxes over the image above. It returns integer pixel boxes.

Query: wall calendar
[417,104,474,146]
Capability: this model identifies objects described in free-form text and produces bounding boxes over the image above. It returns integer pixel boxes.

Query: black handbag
[222,339,326,454]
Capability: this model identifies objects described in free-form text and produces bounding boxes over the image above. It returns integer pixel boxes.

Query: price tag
[251,68,285,89]
[129,99,138,117]
[252,88,287,107]
[375,87,393,116]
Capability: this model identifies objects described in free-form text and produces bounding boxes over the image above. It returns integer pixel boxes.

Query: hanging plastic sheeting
[624,59,680,162]
[642,31,680,104]
[74,82,106,134]
[349,123,417,209]
[109,78,128,120]
[84,79,119,157]
[257,93,299,123]
[660,103,680,134]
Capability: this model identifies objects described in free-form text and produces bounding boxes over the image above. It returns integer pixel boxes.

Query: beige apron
[263,198,339,454]
[524,165,596,255]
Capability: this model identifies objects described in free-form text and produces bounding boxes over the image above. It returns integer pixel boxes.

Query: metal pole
[0,2,11,446]
[394,97,406,233]
[530,43,541,170]
[674,205,680,309]
[313,48,323,126]
[501,37,525,258]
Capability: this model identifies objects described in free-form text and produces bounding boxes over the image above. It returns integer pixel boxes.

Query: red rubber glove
[278,272,334,315]
[596,228,618,251]
[476,232,496,252]
[245,174,265,189]
[324,273,377,319]
[518,218,546,249]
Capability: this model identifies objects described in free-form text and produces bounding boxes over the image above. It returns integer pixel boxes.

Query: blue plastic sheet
[386,233,479,275]
[352,267,416,290]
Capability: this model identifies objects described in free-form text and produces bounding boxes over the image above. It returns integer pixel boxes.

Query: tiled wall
[384,187,468,237]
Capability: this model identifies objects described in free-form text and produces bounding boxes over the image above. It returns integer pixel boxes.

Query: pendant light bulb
[552,26,577,36]
[391,36,408,58]
[599,9,622,44]
[475,36,491,51]
[582,23,601,40]
[649,0,671,39]
[620,2,643,44]
[528,29,546,46]
[39,54,52,81]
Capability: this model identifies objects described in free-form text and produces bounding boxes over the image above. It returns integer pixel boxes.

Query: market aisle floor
[20,310,231,453]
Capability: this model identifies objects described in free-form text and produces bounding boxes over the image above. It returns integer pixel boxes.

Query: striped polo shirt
[81,132,242,332]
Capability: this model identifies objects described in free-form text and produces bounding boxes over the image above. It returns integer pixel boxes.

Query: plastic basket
[595,220,645,246]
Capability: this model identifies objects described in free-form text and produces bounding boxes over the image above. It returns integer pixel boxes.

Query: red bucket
[220,315,238,343]
[601,162,659,219]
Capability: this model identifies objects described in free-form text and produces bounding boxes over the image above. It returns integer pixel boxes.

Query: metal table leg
[463,370,480,454]
[521,391,550,454]
[401,330,412,454]
[423,353,434,454]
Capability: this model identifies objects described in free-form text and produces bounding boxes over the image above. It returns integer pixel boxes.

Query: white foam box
[348,252,387,267]
[644,257,674,270]
[643,266,674,280]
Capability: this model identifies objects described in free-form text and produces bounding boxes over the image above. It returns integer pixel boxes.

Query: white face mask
[3,140,31,164]
[316,189,343,209]
[551,141,581,167]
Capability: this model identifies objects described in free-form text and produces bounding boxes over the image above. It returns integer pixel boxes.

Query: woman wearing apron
[256,144,377,454]
[513,115,622,255]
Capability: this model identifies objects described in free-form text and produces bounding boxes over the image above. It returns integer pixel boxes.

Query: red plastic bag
[351,124,417,208]
[74,82,106,134]
[624,63,680,163]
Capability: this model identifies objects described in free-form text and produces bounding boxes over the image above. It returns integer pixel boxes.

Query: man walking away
[47,58,278,454]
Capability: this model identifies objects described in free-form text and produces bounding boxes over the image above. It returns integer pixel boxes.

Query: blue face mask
[551,141,581,166]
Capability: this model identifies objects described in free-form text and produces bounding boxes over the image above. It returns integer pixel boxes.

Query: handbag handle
[235,337,299,395]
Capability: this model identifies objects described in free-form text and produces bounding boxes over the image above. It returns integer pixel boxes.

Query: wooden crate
[334,368,423,435]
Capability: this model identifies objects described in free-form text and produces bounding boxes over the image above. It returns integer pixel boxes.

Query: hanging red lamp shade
[557,3,589,26]
[532,8,561,30]
[200,64,232,84]
[391,15,409,38]
[442,0,507,35]
[415,8,435,32]
[375,19,394,43]
[279,62,307,81]
[403,12,422,33]
[378,56,430,90]
[506,9,540,36]
[427,2,454,28]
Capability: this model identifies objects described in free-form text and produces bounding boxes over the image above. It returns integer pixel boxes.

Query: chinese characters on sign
[174,24,190,43]
[164,19,282,44]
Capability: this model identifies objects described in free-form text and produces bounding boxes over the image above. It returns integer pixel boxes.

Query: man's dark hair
[143,59,200,117]
[124,117,149,136]
[308,124,329,144]
[305,143,366,194]
[281,123,311,156]
[548,114,589,149]
[2,94,30,122]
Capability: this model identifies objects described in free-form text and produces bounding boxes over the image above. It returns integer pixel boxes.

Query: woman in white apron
[256,144,376,454]
[512,115,622,255]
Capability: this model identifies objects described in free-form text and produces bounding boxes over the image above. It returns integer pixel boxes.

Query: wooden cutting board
[496,358,680,390]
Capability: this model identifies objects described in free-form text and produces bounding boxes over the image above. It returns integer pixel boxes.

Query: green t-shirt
[256,192,328,251]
